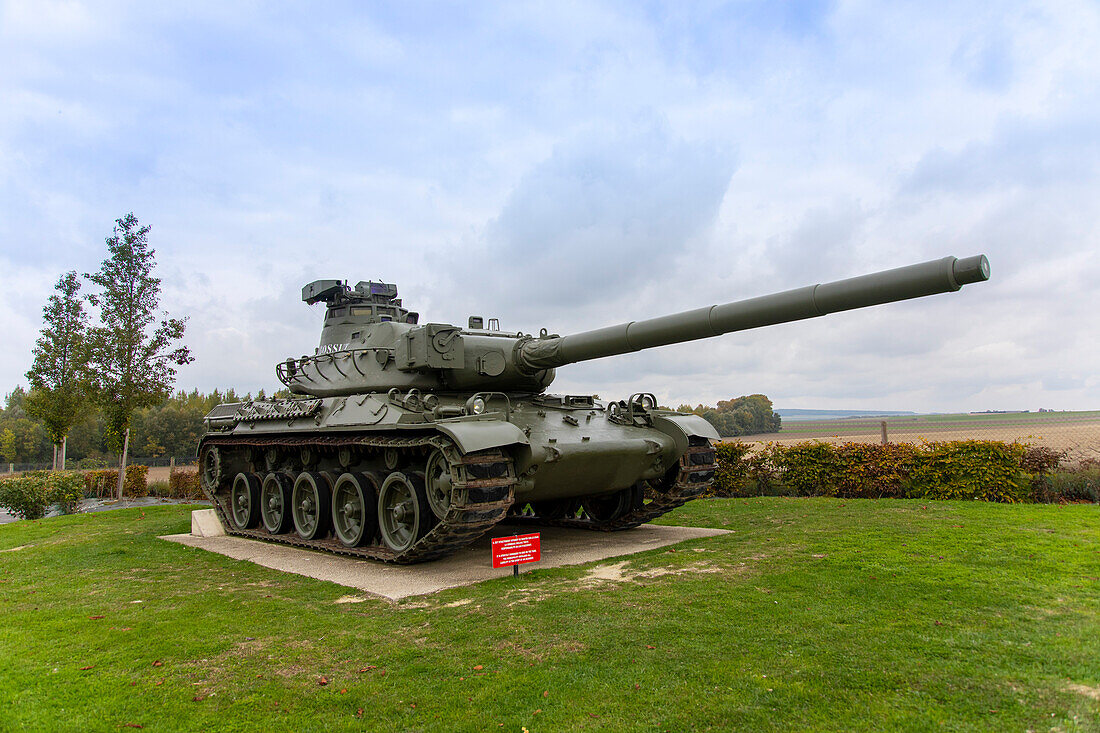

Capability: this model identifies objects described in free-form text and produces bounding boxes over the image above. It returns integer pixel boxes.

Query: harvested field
[147,465,194,484]
[744,410,1100,463]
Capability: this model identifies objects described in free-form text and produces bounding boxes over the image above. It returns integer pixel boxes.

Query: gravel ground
[0,497,209,525]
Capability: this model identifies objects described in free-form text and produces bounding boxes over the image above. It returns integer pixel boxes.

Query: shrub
[710,438,1045,503]
[83,465,149,499]
[167,468,203,500]
[906,440,1027,502]
[76,457,108,470]
[832,442,919,499]
[708,442,754,497]
[0,476,50,519]
[0,472,86,519]
[1044,466,1100,503]
[1020,446,1067,502]
[49,473,85,514]
[774,441,844,496]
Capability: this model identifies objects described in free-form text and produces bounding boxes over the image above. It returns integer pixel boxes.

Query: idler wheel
[424,449,455,520]
[292,472,332,540]
[260,472,294,534]
[377,472,432,553]
[229,473,262,529]
[331,472,380,548]
[199,445,223,492]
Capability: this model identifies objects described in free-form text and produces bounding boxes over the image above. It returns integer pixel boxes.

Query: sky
[1,0,1098,413]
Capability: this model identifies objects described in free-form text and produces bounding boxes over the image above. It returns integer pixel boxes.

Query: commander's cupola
[302,280,419,354]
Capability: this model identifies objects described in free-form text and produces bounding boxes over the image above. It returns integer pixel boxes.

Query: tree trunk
[116,428,131,500]
[52,444,58,471]
[61,437,67,471]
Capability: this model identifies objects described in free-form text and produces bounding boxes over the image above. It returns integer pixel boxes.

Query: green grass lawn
[1,499,1097,732]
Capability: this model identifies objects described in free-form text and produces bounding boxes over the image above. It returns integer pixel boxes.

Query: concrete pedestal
[162,512,729,601]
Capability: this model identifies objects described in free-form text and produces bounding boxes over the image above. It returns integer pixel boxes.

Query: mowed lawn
[0,499,1097,732]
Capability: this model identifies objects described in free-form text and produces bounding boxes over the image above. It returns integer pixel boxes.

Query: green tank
[198,254,991,563]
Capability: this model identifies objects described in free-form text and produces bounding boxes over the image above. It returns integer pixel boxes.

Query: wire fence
[743,410,1100,465]
[4,455,199,475]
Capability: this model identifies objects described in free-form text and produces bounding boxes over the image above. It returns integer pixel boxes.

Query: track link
[199,433,515,564]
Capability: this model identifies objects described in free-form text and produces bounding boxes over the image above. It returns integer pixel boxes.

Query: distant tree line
[0,387,285,466]
[676,394,782,437]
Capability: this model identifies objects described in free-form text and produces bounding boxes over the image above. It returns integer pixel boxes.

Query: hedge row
[0,472,85,520]
[709,440,1098,503]
[84,465,150,499]
[155,469,203,500]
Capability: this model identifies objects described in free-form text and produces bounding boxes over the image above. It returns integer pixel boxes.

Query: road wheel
[332,472,380,547]
[292,471,332,540]
[377,472,432,553]
[582,486,639,522]
[260,472,294,534]
[229,473,261,529]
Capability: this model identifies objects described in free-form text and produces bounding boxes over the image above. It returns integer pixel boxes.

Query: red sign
[491,533,541,569]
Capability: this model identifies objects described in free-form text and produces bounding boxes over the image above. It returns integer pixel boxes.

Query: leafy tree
[84,213,193,497]
[4,387,28,418]
[0,428,15,464]
[687,394,782,437]
[0,389,53,464]
[23,272,90,468]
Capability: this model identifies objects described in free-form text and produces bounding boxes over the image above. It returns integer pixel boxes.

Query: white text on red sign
[491,533,541,568]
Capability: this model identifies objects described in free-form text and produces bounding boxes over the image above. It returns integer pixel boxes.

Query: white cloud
[1,0,1098,412]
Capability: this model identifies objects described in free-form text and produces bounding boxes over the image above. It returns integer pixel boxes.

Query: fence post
[880,421,888,445]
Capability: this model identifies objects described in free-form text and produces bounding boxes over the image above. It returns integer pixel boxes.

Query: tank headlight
[471,397,486,415]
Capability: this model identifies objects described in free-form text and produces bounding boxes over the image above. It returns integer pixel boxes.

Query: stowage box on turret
[198,255,991,563]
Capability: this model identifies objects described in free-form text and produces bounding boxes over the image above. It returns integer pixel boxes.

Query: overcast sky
[2,0,1097,413]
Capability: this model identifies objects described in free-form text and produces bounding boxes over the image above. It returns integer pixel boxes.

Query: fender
[651,413,721,454]
[434,419,530,454]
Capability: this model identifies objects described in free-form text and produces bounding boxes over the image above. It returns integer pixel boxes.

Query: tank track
[514,441,717,531]
[199,433,515,564]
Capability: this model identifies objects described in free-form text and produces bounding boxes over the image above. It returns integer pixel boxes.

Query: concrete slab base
[161,516,729,601]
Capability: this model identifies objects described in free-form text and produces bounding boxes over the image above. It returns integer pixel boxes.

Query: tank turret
[280,255,990,397]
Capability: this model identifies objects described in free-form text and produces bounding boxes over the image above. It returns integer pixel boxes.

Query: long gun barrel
[517,254,990,371]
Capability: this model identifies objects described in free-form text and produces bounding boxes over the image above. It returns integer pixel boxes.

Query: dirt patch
[1066,683,1100,700]
[335,595,369,604]
[585,561,631,582]
[581,560,722,586]
[0,545,30,553]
